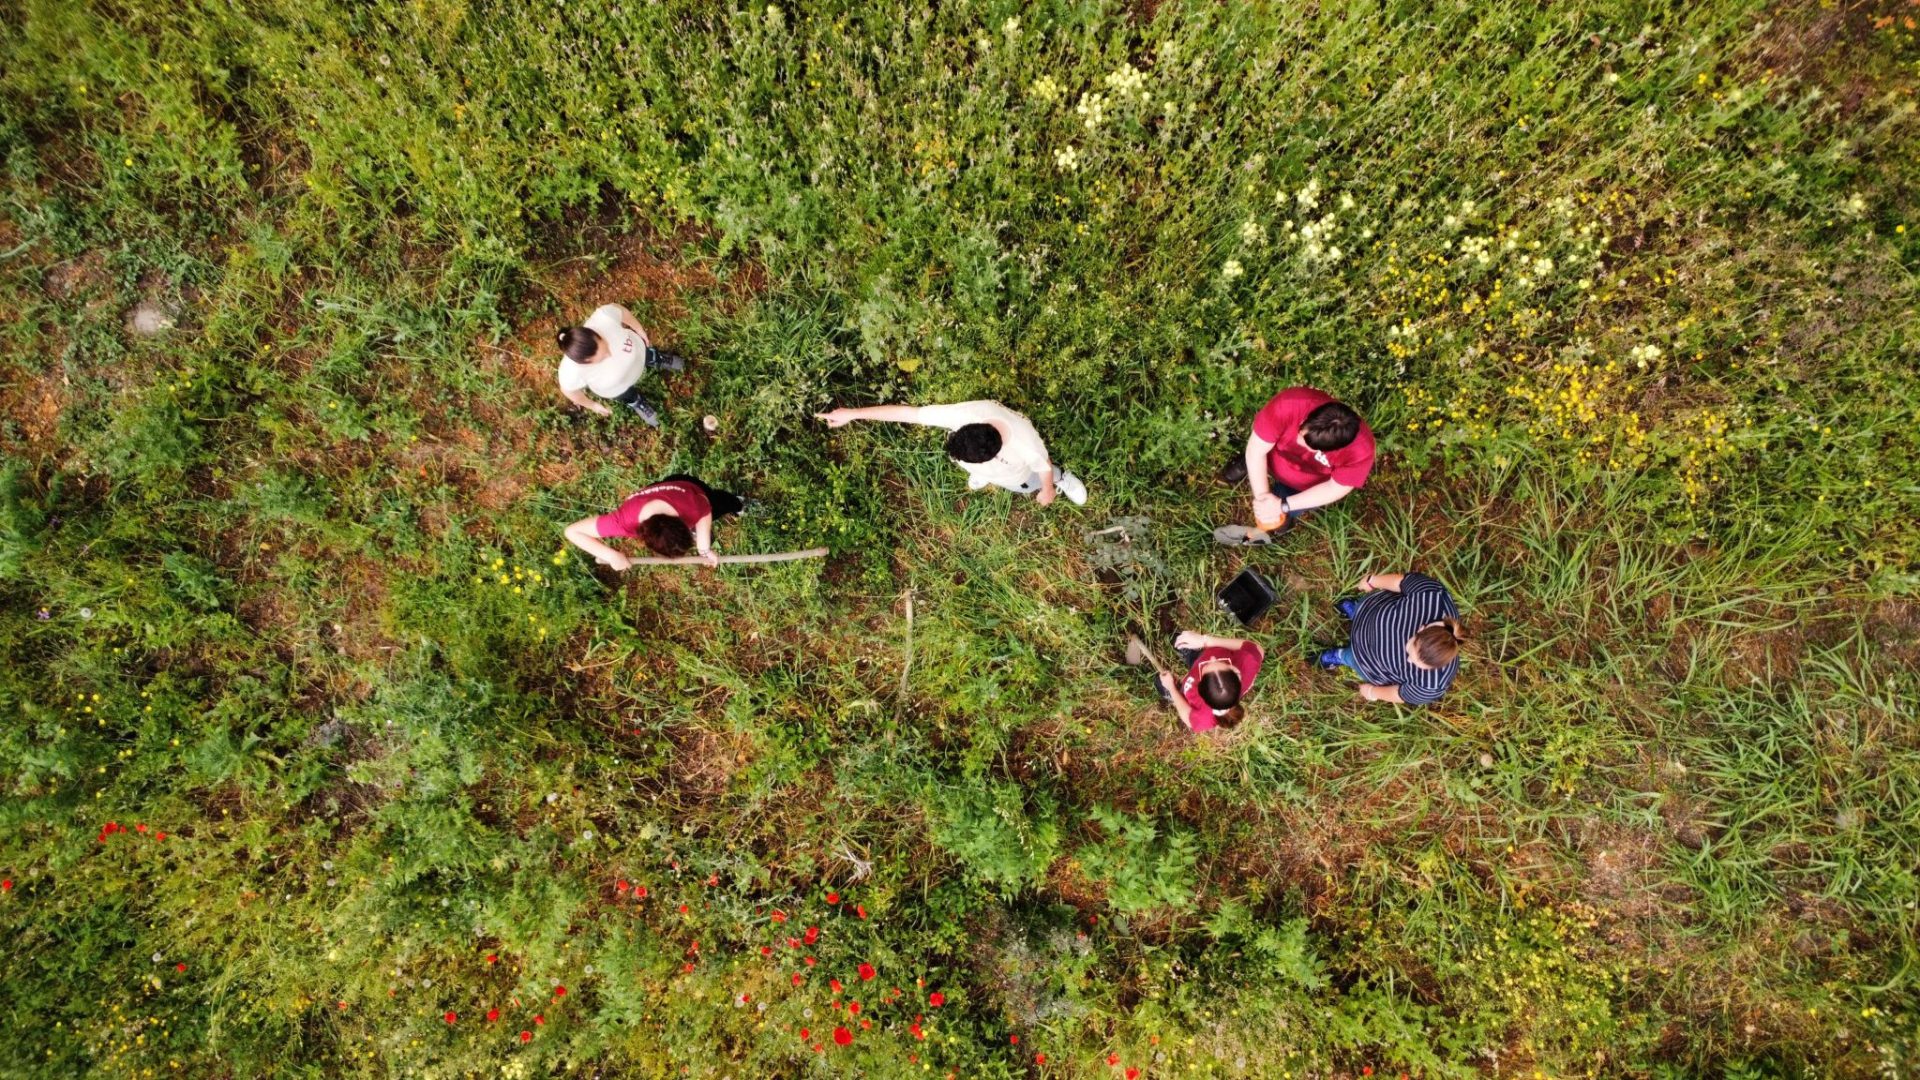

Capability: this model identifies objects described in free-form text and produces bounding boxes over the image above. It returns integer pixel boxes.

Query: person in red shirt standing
[1153,631,1264,732]
[1220,387,1375,535]
[563,474,744,569]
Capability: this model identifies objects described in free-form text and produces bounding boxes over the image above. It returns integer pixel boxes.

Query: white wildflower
[1220,258,1245,281]
[1340,193,1356,211]
[1075,92,1109,130]
[1533,257,1554,276]
[764,4,784,31]
[1295,178,1321,210]
[1104,63,1147,100]
[1053,146,1080,172]
[1240,219,1265,245]
[1029,75,1063,103]
[1001,15,1020,37]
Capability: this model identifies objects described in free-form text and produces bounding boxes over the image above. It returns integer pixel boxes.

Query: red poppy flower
[848,1001,860,1015]
[857,963,875,981]
[616,880,629,892]
[1036,1053,1047,1064]
[804,956,817,967]
[1126,1070,1139,1080]
[829,978,843,993]
[803,926,819,944]
[534,1015,545,1026]
[771,909,788,923]
[799,1028,810,1041]
[788,937,801,949]
[911,1024,924,1040]
[155,832,166,840]
[486,954,498,964]
[929,992,945,1007]
[1361,1070,1372,1078]
[856,904,868,919]
[176,963,186,972]
[1109,1054,1121,1065]
[555,985,569,997]
[791,973,803,986]
[635,885,648,898]
[832,1026,852,1046]
[1010,1034,1020,1044]
[826,891,840,904]
[487,1008,500,1022]
[519,1030,532,1043]
[682,962,695,973]
[760,945,772,956]
[860,1018,871,1030]
[136,823,147,833]
[678,904,689,915]
[444,1011,457,1024]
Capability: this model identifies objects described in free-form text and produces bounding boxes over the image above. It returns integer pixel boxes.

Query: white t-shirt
[556,305,646,398]
[914,400,1053,490]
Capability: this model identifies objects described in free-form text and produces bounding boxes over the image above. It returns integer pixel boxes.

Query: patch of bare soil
[1739,1,1900,118]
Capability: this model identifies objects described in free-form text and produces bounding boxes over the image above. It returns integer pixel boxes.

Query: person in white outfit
[555,303,685,428]
[816,400,1088,507]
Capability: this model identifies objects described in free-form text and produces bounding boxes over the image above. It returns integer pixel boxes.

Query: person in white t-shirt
[555,303,685,428]
[815,400,1087,506]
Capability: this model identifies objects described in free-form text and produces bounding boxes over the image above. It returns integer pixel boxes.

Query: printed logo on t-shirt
[1312,449,1330,467]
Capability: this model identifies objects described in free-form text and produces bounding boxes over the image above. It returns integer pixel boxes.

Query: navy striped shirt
[1351,573,1460,705]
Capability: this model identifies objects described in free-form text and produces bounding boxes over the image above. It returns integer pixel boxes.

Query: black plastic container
[1216,568,1278,626]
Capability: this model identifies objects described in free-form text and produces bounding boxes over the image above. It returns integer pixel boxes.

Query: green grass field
[3,1,1918,1076]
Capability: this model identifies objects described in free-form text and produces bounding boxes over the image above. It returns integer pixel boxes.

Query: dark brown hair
[636,515,693,557]
[1300,401,1362,451]
[1412,618,1465,667]
[557,326,600,362]
[1210,704,1245,729]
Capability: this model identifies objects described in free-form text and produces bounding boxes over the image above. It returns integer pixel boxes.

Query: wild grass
[3,0,1919,1076]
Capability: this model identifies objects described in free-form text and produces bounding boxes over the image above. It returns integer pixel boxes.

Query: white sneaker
[1056,470,1088,505]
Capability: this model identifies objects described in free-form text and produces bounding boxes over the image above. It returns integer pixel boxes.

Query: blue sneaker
[1316,648,1347,671]
[1337,598,1361,620]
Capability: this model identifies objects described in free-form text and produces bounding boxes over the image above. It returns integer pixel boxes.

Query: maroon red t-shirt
[595,481,712,539]
[1251,387,1375,492]
[1179,641,1265,733]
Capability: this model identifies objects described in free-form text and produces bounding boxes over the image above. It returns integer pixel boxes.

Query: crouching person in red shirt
[563,474,745,570]
[1221,387,1375,534]
[1155,631,1264,732]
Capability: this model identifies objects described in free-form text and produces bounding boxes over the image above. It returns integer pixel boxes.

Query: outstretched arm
[1158,672,1195,726]
[1244,433,1285,524]
[1355,572,1406,593]
[1174,631,1249,652]
[1278,479,1354,512]
[694,515,718,567]
[816,405,927,428]
[564,517,632,571]
[1357,684,1406,704]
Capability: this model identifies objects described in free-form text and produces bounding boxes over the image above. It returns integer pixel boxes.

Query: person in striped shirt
[1318,572,1463,705]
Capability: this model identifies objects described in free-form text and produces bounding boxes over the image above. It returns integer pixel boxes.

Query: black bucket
[1216,568,1278,626]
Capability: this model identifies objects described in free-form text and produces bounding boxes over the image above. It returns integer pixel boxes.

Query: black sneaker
[624,395,662,428]
[647,348,686,373]
[1218,457,1248,484]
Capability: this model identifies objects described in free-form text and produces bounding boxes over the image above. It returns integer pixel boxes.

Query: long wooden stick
[626,547,829,567]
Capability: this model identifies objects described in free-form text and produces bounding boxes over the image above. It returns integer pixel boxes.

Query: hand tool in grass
[624,547,829,566]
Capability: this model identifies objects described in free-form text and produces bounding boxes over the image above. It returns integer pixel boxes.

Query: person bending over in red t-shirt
[1153,631,1264,733]
[563,474,745,570]
[1220,387,1376,533]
